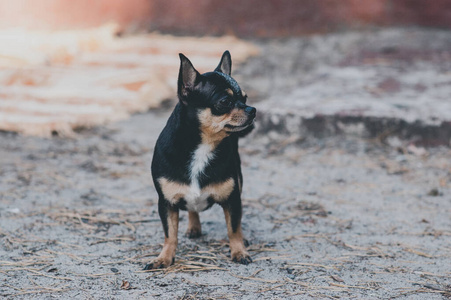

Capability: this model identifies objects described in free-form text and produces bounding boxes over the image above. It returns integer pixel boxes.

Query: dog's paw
[185,227,202,239]
[232,252,252,265]
[143,257,175,270]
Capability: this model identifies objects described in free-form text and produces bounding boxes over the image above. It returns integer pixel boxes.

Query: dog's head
[177,51,256,139]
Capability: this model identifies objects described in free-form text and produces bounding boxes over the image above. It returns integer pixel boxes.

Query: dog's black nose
[245,106,256,116]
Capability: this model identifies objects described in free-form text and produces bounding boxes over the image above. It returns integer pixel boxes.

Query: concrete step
[236,28,451,146]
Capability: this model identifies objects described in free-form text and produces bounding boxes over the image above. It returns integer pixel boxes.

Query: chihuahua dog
[144,51,256,269]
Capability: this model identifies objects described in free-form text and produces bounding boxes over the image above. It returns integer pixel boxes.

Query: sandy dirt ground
[1,110,450,299]
[1,28,451,299]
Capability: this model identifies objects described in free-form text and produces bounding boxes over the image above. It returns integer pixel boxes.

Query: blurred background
[2,3,451,298]
[1,0,451,144]
[2,0,451,35]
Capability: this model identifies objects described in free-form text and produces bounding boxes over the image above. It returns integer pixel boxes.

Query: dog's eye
[219,98,232,107]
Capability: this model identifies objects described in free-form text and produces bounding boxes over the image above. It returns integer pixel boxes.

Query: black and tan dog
[144,51,256,269]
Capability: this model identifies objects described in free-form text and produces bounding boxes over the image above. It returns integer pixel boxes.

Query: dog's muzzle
[245,106,256,118]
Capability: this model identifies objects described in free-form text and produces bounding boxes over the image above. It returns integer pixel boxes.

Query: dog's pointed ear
[214,50,232,76]
[178,53,200,102]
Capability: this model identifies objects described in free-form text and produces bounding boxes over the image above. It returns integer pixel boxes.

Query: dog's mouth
[225,118,255,132]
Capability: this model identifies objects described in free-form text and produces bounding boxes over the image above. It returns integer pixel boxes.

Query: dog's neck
[176,102,230,150]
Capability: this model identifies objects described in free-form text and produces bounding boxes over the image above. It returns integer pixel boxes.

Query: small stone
[120,280,131,290]
[427,188,442,196]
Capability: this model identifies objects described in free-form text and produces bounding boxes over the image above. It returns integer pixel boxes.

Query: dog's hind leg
[186,211,202,238]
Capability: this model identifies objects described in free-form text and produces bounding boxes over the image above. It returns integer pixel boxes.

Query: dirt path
[1,108,450,299]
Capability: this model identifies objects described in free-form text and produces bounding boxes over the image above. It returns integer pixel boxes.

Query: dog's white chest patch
[158,176,235,212]
[186,143,215,211]
[158,144,235,212]
[190,143,214,180]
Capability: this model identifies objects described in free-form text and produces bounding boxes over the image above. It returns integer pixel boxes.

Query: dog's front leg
[144,201,179,269]
[222,199,252,265]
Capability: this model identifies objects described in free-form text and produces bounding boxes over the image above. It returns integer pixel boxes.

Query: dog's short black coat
[144,51,256,269]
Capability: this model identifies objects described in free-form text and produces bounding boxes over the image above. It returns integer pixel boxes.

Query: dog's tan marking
[186,211,202,238]
[223,207,250,262]
[228,109,248,127]
[241,89,247,98]
[226,88,234,96]
[198,108,230,147]
[198,108,250,146]
[203,178,235,202]
[159,177,235,205]
[159,178,190,205]
[149,209,179,268]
